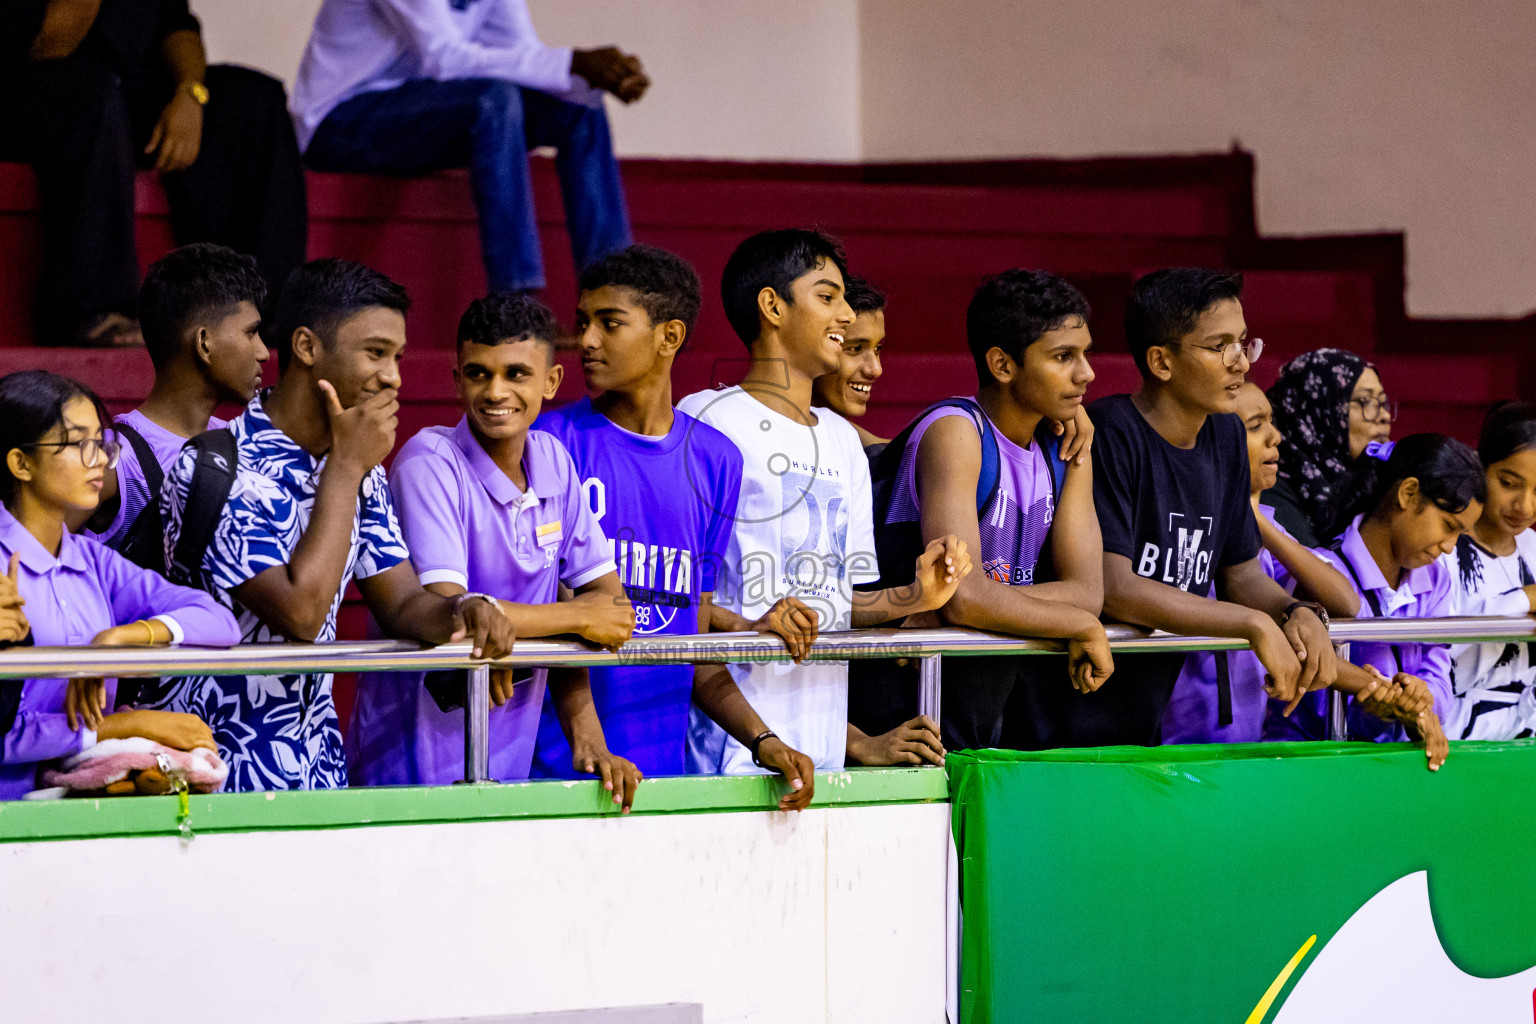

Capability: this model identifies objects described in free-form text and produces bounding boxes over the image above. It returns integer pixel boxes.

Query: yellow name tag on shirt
[536,519,563,547]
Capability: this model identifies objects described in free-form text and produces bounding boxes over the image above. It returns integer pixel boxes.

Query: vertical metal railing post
[462,665,492,783]
[918,654,943,730]
[1325,644,1348,741]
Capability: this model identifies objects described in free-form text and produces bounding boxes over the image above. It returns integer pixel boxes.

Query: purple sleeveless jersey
[885,403,1055,586]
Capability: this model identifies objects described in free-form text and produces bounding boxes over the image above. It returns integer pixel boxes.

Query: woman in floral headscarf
[1263,348,1395,546]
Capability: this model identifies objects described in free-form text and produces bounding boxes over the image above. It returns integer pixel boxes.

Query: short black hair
[138,243,267,369]
[1124,267,1244,379]
[844,274,886,315]
[0,371,112,505]
[966,269,1090,387]
[578,244,702,334]
[720,228,850,347]
[457,292,559,352]
[268,258,411,371]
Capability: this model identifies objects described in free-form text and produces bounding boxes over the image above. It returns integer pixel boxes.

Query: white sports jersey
[676,386,880,773]
[1441,531,1536,740]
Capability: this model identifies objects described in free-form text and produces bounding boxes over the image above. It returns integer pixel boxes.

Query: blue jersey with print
[139,393,409,792]
[530,398,743,777]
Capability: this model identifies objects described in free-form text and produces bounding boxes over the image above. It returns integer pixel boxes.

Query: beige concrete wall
[860,0,1536,317]
[192,0,1534,316]
[195,0,863,161]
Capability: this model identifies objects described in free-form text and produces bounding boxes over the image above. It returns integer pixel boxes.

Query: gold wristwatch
[180,81,209,105]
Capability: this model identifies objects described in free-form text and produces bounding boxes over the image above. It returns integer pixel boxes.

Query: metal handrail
[0,615,1528,680]
[6,615,1528,784]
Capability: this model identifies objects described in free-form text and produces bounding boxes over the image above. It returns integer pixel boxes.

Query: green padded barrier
[949,740,1536,1023]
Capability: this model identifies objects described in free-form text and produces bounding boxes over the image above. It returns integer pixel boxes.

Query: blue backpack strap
[932,397,1001,512]
[1032,418,1070,501]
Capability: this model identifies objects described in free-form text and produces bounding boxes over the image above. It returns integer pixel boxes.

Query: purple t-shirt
[91,410,226,550]
[0,506,240,798]
[1163,505,1301,744]
[529,398,742,778]
[885,402,1055,586]
[1265,514,1455,743]
[348,420,617,786]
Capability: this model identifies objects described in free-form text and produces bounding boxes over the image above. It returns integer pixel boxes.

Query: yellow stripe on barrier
[1245,933,1317,1024]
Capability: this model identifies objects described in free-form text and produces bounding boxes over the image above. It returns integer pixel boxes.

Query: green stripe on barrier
[0,765,948,843]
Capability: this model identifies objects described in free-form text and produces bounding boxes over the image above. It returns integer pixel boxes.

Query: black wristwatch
[1282,600,1329,630]
[749,729,778,767]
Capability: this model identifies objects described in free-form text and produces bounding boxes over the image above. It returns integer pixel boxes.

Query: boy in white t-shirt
[677,229,972,773]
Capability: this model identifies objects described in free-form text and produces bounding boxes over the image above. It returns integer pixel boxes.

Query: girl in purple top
[0,372,239,798]
[1264,433,1485,770]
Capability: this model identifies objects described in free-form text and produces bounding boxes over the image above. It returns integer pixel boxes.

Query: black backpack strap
[112,421,164,506]
[108,421,171,571]
[1214,649,1233,727]
[167,429,239,589]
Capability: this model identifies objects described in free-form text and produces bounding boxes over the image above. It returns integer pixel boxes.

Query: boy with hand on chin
[532,245,823,785]
[677,229,972,778]
[1087,268,1337,747]
[143,259,516,791]
[349,293,644,808]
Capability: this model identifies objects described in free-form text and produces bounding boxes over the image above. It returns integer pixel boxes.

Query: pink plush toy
[31,738,228,797]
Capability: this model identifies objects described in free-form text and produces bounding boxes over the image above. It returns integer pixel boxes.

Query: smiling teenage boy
[1087,267,1336,747]
[855,270,1115,752]
[348,292,644,805]
[810,273,888,455]
[79,244,271,565]
[141,259,516,791]
[676,229,972,777]
[529,245,784,781]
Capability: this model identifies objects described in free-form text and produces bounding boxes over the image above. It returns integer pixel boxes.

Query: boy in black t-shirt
[1082,268,1336,746]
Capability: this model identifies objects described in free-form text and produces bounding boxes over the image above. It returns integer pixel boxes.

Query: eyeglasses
[1173,337,1264,369]
[21,437,122,469]
[1349,394,1398,423]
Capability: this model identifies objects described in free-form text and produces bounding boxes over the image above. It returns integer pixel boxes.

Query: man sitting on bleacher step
[293,0,649,297]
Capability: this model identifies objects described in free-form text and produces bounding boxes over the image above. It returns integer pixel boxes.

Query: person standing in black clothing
[1084,268,1338,746]
[0,0,306,347]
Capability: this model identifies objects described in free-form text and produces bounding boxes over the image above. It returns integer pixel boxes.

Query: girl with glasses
[1265,348,1397,548]
[0,370,239,799]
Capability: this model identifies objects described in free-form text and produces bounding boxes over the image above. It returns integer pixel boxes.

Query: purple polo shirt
[1162,505,1308,744]
[90,410,226,549]
[347,420,617,786]
[0,506,240,798]
[1264,515,1454,742]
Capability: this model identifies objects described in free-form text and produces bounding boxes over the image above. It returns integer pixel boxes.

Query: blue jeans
[306,79,631,292]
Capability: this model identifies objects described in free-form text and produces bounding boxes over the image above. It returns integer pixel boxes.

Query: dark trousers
[0,56,307,343]
[306,78,631,292]
[849,656,1018,752]
[851,651,1185,752]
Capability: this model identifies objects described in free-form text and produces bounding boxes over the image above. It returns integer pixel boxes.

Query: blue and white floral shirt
[139,392,408,791]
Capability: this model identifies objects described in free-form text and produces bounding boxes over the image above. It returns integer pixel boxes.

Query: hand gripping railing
[2,616,1530,782]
